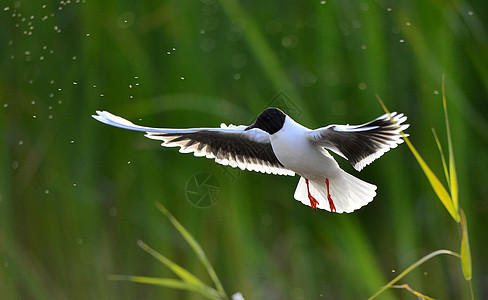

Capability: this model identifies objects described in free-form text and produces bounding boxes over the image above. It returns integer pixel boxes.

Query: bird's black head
[245,107,286,135]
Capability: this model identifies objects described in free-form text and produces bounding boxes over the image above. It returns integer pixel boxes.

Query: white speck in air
[109,207,117,217]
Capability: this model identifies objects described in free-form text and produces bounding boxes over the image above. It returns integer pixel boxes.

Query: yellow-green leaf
[443,75,459,218]
[460,209,472,280]
[377,97,459,222]
[390,284,435,300]
[368,249,460,300]
[155,202,226,295]
[136,240,204,286]
[108,275,222,300]
[449,155,459,218]
[431,128,450,187]
[404,138,459,221]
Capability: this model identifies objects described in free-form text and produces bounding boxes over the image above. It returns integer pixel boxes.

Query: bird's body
[93,107,408,213]
[268,115,378,212]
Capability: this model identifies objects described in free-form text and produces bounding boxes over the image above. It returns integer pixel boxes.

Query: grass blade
[431,128,450,187]
[136,240,205,286]
[442,75,459,217]
[108,275,222,300]
[377,96,460,222]
[395,126,457,221]
[459,209,472,280]
[390,284,434,300]
[368,249,461,300]
[155,202,226,296]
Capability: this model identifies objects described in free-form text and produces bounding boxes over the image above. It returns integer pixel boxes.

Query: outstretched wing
[307,112,409,171]
[93,111,295,176]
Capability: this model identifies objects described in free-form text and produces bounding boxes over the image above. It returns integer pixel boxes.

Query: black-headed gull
[93,108,408,213]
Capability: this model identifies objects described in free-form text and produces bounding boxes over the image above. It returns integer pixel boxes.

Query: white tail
[294,170,377,213]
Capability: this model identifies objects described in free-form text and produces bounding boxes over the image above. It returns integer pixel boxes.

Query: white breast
[270,116,340,179]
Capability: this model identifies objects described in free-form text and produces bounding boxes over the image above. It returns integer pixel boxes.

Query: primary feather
[307,112,409,171]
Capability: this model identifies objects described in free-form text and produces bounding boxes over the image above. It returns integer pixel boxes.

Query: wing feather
[93,111,294,176]
[307,112,409,171]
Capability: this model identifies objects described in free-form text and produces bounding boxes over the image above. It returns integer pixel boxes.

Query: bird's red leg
[325,178,336,212]
[305,179,319,210]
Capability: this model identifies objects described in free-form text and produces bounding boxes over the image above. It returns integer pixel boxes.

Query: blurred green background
[1,0,487,299]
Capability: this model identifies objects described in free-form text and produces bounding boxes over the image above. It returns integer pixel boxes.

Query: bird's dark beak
[244,124,255,131]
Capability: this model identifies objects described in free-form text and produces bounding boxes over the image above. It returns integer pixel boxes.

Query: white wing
[93,111,295,176]
[307,112,409,171]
